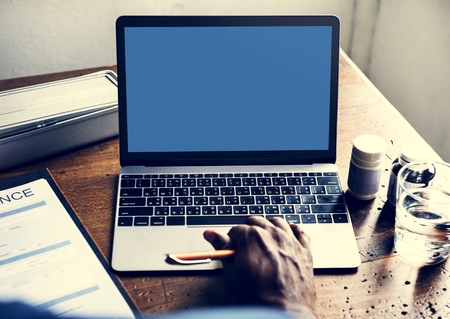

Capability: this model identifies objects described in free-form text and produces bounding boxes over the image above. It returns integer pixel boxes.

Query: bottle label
[348,162,382,198]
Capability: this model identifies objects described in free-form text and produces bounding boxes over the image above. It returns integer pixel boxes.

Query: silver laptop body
[111,15,361,271]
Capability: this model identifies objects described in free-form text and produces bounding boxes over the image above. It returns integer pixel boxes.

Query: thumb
[203,229,231,250]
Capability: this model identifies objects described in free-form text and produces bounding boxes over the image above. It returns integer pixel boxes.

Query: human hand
[203,216,316,319]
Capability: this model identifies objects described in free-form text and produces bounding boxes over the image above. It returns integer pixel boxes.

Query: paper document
[0,179,136,318]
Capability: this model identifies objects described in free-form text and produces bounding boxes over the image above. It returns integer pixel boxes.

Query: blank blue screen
[124,26,332,152]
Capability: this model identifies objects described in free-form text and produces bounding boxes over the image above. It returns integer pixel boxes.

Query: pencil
[169,249,236,261]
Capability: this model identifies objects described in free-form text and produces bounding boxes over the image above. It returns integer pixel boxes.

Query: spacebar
[187,215,250,226]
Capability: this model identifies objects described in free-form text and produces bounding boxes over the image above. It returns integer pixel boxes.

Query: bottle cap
[352,134,386,163]
[399,142,433,166]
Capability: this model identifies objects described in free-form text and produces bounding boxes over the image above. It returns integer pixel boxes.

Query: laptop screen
[116,16,340,166]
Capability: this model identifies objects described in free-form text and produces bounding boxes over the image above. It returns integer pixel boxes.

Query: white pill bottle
[347,134,386,200]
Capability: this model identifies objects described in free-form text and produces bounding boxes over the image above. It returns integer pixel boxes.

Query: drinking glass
[394,161,450,265]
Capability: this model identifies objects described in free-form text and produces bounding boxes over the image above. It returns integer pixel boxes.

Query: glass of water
[394,161,450,265]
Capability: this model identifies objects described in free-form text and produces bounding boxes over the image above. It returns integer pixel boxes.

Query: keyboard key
[225,196,239,205]
[198,178,211,186]
[264,173,278,177]
[272,177,287,185]
[167,217,185,226]
[249,173,263,177]
[150,217,165,226]
[302,177,316,185]
[190,188,204,196]
[309,172,322,176]
[159,188,173,196]
[227,178,241,186]
[324,172,338,176]
[118,217,133,226]
[281,186,296,195]
[236,187,250,195]
[182,179,196,187]
[258,178,272,186]
[221,187,235,195]
[311,186,326,194]
[220,173,233,177]
[171,207,185,215]
[218,206,233,215]
[175,187,189,196]
[209,196,224,205]
[326,186,342,194]
[178,196,192,205]
[287,177,301,185]
[120,198,146,206]
[205,187,219,195]
[280,205,295,214]
[317,195,344,204]
[251,187,265,195]
[302,196,316,204]
[194,197,208,205]
[134,217,149,226]
[265,205,279,214]
[202,206,217,215]
[311,204,346,213]
[137,179,150,187]
[152,179,165,187]
[286,195,301,204]
[317,177,339,185]
[243,178,256,186]
[249,205,264,214]
[317,214,333,224]
[187,215,250,225]
[240,196,255,205]
[119,207,153,216]
[232,205,247,214]
[147,197,162,206]
[121,179,135,188]
[256,196,270,204]
[285,215,300,224]
[294,172,308,176]
[271,196,285,204]
[333,214,349,223]
[213,178,226,186]
[234,173,248,177]
[160,174,174,178]
[186,206,201,215]
[122,174,143,179]
[296,186,311,194]
[266,186,281,195]
[296,205,311,213]
[167,179,181,187]
[279,173,293,177]
[120,189,142,197]
[144,188,158,196]
[301,214,316,224]
[155,207,169,215]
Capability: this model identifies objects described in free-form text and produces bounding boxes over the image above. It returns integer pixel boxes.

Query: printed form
[0,179,136,318]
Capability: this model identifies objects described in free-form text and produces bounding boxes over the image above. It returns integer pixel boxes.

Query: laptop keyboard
[117,172,349,227]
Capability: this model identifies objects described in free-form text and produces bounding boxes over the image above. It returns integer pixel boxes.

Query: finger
[289,224,311,249]
[203,229,232,250]
[268,217,292,233]
[244,215,274,229]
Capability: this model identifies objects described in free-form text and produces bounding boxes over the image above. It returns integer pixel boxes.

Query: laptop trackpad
[186,227,231,251]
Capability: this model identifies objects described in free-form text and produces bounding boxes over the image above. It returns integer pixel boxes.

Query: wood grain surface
[1,52,448,318]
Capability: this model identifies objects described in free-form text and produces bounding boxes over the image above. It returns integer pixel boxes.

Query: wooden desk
[1,52,448,318]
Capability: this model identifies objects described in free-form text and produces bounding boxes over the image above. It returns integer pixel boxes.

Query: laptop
[111,15,361,271]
